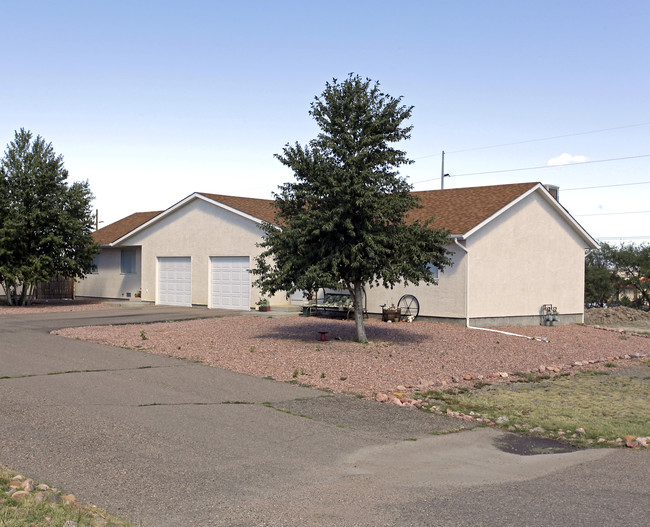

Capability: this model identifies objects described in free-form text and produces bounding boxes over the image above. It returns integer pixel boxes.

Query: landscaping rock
[11,490,30,501]
[495,416,509,424]
[375,393,388,403]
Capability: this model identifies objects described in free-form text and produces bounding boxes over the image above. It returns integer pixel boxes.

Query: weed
[292,369,299,378]
[320,372,326,379]
[340,376,348,381]
[604,362,617,368]
[140,329,148,340]
[249,346,256,352]
[404,437,418,441]
[429,426,467,435]
[177,345,181,350]
[474,381,490,389]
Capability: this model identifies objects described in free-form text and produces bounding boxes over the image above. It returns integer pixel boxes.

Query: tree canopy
[585,242,650,309]
[0,129,99,305]
[253,75,452,342]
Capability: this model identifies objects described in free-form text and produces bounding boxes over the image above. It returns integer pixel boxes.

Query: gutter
[453,238,470,327]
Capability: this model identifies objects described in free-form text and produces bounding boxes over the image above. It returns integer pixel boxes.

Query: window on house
[121,249,136,274]
[90,255,99,274]
[427,263,439,280]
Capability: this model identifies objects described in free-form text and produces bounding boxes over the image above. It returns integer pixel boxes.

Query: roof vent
[544,184,559,201]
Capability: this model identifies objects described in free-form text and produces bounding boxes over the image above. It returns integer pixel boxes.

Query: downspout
[453,238,470,327]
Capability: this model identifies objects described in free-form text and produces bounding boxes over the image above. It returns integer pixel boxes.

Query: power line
[563,181,650,191]
[410,153,650,184]
[575,210,650,217]
[413,121,650,159]
[597,236,650,240]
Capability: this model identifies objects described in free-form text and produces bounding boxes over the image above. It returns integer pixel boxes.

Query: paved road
[1,306,648,526]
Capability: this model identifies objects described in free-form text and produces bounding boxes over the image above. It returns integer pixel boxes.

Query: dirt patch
[54,317,650,398]
[585,306,650,328]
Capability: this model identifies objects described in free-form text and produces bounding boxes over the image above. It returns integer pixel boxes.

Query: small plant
[140,329,148,340]
[320,372,326,379]
[249,346,256,352]
[292,369,299,378]
[604,362,617,368]
[340,376,347,381]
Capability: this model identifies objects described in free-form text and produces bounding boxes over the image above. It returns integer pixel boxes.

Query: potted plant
[381,303,401,322]
[256,298,270,312]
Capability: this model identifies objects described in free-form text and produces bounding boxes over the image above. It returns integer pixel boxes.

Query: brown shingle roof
[198,193,278,224]
[410,182,539,234]
[97,183,541,244]
[93,211,163,245]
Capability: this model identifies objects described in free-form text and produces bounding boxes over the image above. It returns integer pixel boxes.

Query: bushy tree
[584,246,615,306]
[585,242,650,309]
[0,129,99,305]
[253,75,452,342]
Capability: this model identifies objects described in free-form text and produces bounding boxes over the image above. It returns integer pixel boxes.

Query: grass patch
[422,369,649,444]
[0,465,135,527]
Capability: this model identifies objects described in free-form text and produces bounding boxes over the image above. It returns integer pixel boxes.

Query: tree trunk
[351,283,368,343]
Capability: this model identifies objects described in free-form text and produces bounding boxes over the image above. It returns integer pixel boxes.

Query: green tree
[584,246,615,306]
[0,129,99,305]
[253,75,452,342]
[604,242,650,309]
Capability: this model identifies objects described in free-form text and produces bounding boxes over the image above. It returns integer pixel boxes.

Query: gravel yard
[54,316,650,398]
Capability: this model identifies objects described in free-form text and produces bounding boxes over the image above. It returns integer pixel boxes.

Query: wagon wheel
[398,294,420,320]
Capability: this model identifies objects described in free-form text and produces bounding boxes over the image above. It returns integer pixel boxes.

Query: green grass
[422,366,650,445]
[0,465,136,526]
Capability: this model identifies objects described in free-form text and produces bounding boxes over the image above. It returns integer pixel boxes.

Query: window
[121,249,136,274]
[427,263,439,280]
[90,255,99,274]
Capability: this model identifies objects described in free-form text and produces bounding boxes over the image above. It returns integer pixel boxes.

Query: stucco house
[77,182,599,326]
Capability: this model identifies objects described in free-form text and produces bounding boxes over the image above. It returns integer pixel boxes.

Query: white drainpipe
[453,238,470,327]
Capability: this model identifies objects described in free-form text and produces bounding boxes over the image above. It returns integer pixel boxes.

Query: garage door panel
[159,257,191,307]
[211,256,250,310]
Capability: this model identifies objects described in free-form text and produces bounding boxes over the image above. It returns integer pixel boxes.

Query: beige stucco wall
[466,191,587,319]
[364,245,467,317]
[75,247,142,299]
[125,198,282,307]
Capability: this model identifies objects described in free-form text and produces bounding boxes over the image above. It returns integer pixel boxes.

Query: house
[76,182,599,326]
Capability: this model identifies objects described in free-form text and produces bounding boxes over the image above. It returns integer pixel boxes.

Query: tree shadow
[252,317,428,344]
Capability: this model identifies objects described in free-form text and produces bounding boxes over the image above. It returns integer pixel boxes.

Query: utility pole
[440,151,449,189]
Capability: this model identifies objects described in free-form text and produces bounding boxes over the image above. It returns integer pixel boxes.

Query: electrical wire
[413,121,650,159]
[563,181,650,191]
[410,153,650,184]
[575,210,650,217]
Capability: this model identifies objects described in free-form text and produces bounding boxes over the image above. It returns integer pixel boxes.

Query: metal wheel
[398,294,420,320]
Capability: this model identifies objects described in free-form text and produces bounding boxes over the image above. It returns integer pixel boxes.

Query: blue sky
[2,1,649,242]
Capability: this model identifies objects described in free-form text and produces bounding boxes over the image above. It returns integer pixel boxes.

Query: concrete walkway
[0,305,647,526]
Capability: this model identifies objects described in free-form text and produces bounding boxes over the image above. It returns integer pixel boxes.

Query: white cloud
[547,153,589,166]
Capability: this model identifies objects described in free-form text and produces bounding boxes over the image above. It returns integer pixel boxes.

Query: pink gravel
[54,316,650,398]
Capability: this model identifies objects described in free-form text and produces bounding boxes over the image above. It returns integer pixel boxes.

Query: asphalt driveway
[1,306,648,526]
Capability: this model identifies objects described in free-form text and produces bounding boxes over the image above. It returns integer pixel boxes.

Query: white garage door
[158,257,191,307]
[210,256,250,310]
